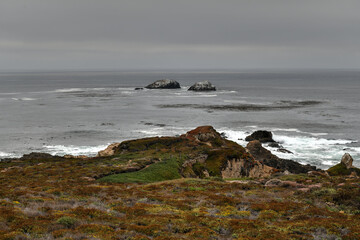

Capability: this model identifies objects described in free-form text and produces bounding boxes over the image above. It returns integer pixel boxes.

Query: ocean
[0,70,359,169]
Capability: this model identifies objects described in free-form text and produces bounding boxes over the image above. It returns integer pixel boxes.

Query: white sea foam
[0,151,18,158]
[54,88,107,93]
[11,97,36,101]
[54,88,85,93]
[219,129,249,146]
[270,128,303,133]
[219,128,359,169]
[44,144,108,156]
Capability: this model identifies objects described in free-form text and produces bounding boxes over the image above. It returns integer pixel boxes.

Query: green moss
[327,163,352,176]
[114,137,185,153]
[204,148,252,177]
[98,156,182,183]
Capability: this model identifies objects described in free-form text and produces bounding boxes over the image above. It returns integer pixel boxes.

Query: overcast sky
[0,0,359,70]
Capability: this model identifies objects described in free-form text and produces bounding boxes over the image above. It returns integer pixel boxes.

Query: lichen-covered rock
[97,143,121,157]
[188,81,216,91]
[341,153,353,169]
[328,153,360,176]
[221,158,274,178]
[181,125,224,146]
[145,79,180,89]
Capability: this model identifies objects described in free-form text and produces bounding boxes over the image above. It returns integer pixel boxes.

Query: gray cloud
[0,0,359,70]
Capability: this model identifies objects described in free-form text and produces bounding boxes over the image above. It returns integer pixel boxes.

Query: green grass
[98,156,182,183]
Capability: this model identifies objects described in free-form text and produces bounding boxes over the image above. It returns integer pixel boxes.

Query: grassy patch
[98,156,182,183]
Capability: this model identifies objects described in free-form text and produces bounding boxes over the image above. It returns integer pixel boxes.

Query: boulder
[145,79,180,89]
[341,153,353,169]
[188,81,216,91]
[245,130,275,143]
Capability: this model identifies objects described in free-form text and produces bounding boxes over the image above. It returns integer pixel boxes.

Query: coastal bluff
[1,126,360,239]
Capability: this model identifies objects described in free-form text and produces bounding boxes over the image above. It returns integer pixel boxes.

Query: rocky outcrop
[341,153,353,169]
[19,152,62,161]
[97,143,121,157]
[245,130,275,143]
[246,140,317,174]
[188,81,216,91]
[145,79,180,89]
[180,125,225,147]
[221,158,274,178]
[327,153,360,176]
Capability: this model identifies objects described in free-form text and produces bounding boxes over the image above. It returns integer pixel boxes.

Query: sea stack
[245,130,275,143]
[188,81,216,91]
[145,79,180,89]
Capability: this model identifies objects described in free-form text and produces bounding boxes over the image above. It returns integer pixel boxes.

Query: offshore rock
[341,153,353,169]
[188,81,216,91]
[145,79,180,89]
[245,130,275,143]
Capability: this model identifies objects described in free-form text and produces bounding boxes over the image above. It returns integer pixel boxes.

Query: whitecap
[44,144,108,156]
[218,129,248,146]
[322,160,337,166]
[217,128,359,169]
[54,88,85,93]
[0,151,18,158]
[270,128,303,133]
[11,97,36,101]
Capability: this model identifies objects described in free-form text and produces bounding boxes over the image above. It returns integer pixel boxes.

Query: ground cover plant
[1,126,360,239]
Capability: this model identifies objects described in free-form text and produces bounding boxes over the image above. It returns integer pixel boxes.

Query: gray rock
[188,81,216,91]
[145,79,180,89]
[341,153,353,169]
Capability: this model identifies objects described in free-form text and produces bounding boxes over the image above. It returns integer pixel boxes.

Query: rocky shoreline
[2,126,357,179]
[1,125,360,239]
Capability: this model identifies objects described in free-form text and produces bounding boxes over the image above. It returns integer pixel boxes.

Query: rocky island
[145,79,181,89]
[0,126,359,239]
[188,81,216,91]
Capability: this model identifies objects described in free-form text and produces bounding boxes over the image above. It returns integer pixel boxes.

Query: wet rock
[188,81,216,91]
[268,142,281,148]
[341,153,353,169]
[134,87,143,90]
[245,130,275,143]
[145,79,180,89]
[277,148,294,154]
[246,140,317,174]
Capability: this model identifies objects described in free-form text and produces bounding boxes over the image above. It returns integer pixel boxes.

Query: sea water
[0,70,359,169]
